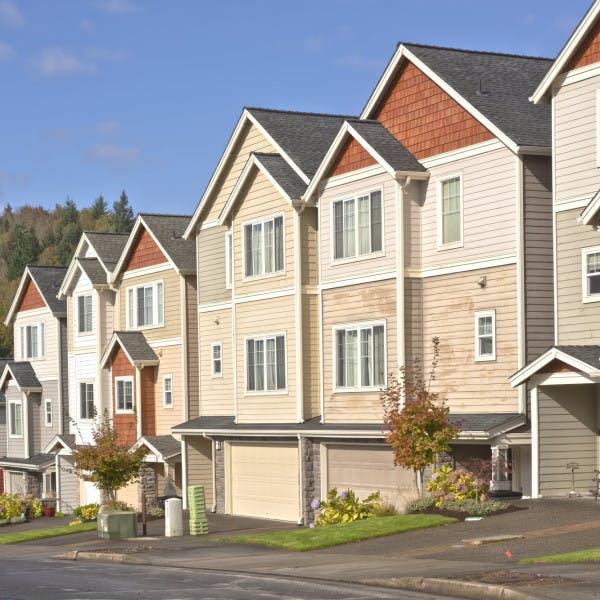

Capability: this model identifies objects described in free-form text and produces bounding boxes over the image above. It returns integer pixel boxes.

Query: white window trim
[125,279,165,330]
[474,309,496,362]
[211,342,223,378]
[162,374,173,409]
[75,293,94,336]
[582,245,600,303]
[243,332,288,395]
[115,376,134,414]
[330,186,385,266]
[241,213,286,281]
[44,398,52,427]
[332,319,387,392]
[19,321,45,360]
[436,172,464,250]
[79,381,95,421]
[225,231,233,290]
[8,400,23,438]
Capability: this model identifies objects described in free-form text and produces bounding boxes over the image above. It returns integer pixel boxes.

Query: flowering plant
[313,487,382,526]
[426,465,487,506]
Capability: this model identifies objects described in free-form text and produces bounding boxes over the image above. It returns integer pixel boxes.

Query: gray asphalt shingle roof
[400,43,553,148]
[113,331,158,363]
[142,435,181,459]
[4,362,42,390]
[0,453,55,470]
[84,232,129,270]
[253,153,307,199]
[555,345,600,370]
[28,266,67,315]
[77,257,108,285]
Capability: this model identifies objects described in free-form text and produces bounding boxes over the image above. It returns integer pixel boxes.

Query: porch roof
[132,435,181,461]
[0,453,55,471]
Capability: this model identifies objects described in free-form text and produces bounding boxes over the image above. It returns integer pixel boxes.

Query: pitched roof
[28,266,67,315]
[0,453,55,470]
[253,153,308,199]
[84,232,130,270]
[0,362,42,392]
[135,435,181,460]
[77,257,108,286]
[100,331,159,368]
[554,345,600,369]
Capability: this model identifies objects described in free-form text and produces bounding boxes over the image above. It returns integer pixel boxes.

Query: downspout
[297,432,304,525]
[202,432,218,513]
[57,319,64,436]
[394,175,410,375]
[23,391,30,459]
[180,275,189,422]
[96,289,104,420]
[135,366,142,440]
[293,206,304,423]
[181,436,188,510]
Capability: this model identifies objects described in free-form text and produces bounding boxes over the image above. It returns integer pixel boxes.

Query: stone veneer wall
[139,464,158,508]
[301,437,320,525]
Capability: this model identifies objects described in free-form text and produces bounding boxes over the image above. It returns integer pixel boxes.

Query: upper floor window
[80,382,95,420]
[474,310,496,361]
[243,215,284,278]
[126,281,164,328]
[9,400,23,437]
[438,174,463,248]
[19,323,45,359]
[115,376,134,413]
[335,322,386,390]
[583,247,600,302]
[333,190,382,260]
[246,334,286,392]
[211,342,222,377]
[45,399,52,427]
[163,375,173,408]
[225,231,233,289]
[77,294,93,334]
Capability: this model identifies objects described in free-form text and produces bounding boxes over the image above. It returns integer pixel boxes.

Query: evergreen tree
[111,190,134,233]
[6,224,40,280]
[91,195,108,219]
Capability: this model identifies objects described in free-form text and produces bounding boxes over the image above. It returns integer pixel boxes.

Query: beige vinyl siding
[300,207,319,286]
[405,277,423,369]
[118,268,181,343]
[185,436,213,509]
[232,169,295,297]
[117,480,139,509]
[556,208,600,343]
[320,171,397,284]
[14,311,59,380]
[153,344,184,435]
[302,293,320,419]
[6,385,25,458]
[523,155,554,362]
[185,275,199,419]
[204,122,276,223]
[404,182,424,270]
[67,298,74,352]
[322,279,397,423]
[197,224,231,305]
[422,146,516,268]
[235,296,296,423]
[199,308,233,416]
[554,73,600,202]
[422,264,519,412]
[538,385,597,496]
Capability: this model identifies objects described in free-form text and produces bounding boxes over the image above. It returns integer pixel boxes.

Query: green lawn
[220,514,456,552]
[0,522,97,544]
[520,548,600,564]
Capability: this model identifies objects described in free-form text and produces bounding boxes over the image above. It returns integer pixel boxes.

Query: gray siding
[197,225,231,305]
[60,317,69,434]
[0,398,6,456]
[6,387,25,459]
[57,455,79,513]
[538,385,597,497]
[39,381,60,451]
[185,275,200,419]
[404,181,423,270]
[523,155,554,362]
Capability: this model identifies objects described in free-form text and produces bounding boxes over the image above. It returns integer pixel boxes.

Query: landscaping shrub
[373,502,398,517]
[28,498,43,518]
[407,495,435,513]
[463,458,493,491]
[103,500,134,512]
[313,488,382,526]
[0,494,26,520]
[441,498,510,516]
[73,503,100,521]
[427,465,487,506]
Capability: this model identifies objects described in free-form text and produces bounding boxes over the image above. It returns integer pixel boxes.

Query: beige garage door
[229,442,300,522]
[326,445,415,509]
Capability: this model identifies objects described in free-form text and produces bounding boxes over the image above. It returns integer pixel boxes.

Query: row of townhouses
[0,1,599,524]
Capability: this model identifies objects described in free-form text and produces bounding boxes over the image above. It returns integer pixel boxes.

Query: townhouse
[511,0,600,497]
[0,266,68,507]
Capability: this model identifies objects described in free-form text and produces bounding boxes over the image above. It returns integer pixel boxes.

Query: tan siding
[118,268,181,342]
[422,264,519,413]
[322,279,397,423]
[199,308,234,416]
[523,155,554,362]
[153,345,184,435]
[197,225,231,305]
[117,480,139,509]
[67,298,74,352]
[232,169,295,296]
[300,207,319,286]
[556,208,600,343]
[538,385,597,496]
[554,73,600,202]
[13,311,59,380]
[404,182,424,270]
[405,277,423,369]
[235,297,296,423]
[185,275,200,419]
[185,436,214,508]
[302,293,320,419]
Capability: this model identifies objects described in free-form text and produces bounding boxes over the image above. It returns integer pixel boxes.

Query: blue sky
[0,0,592,216]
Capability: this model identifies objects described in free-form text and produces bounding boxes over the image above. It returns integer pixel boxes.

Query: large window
[126,281,164,328]
[45,399,52,427]
[77,294,93,333]
[115,377,134,413]
[246,334,286,392]
[163,375,173,408]
[474,310,496,361]
[583,247,600,301]
[333,190,382,260]
[243,215,284,278]
[9,401,23,437]
[211,342,222,377]
[438,175,462,247]
[79,382,95,420]
[19,323,45,359]
[335,322,386,389]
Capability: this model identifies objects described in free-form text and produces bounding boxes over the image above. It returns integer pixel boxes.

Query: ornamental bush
[73,503,100,521]
[29,498,43,518]
[0,494,25,520]
[313,487,382,526]
[426,465,487,506]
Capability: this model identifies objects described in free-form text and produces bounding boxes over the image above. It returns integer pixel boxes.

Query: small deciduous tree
[70,417,146,505]
[381,337,460,495]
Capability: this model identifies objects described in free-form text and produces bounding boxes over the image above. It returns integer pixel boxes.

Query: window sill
[241,270,286,283]
[331,251,385,267]
[163,404,174,409]
[333,387,384,394]
[115,410,135,415]
[126,323,165,331]
[437,240,464,251]
[8,434,24,439]
[76,331,94,337]
[475,356,496,362]
[244,389,288,396]
[582,294,600,304]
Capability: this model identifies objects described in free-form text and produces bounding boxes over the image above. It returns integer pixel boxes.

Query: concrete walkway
[3,498,600,598]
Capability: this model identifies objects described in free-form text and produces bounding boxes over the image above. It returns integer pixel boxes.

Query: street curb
[56,551,147,565]
[361,577,536,600]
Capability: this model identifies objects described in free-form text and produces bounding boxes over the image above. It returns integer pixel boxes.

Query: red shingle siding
[112,347,137,446]
[565,18,600,72]
[330,137,377,177]
[374,60,494,159]
[19,279,45,312]
[140,366,155,436]
[125,229,168,272]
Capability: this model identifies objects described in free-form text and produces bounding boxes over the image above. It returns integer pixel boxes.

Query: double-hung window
[246,334,286,392]
[333,190,382,260]
[45,399,52,427]
[335,322,386,389]
[78,294,93,333]
[438,175,462,247]
[126,281,164,328]
[163,375,173,408]
[115,377,134,413]
[583,247,600,301]
[243,215,284,278]
[9,401,23,437]
[19,323,45,359]
[79,382,95,420]
[474,310,496,361]
[211,342,222,377]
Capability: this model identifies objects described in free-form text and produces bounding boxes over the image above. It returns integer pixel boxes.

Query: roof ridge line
[246,106,358,119]
[401,41,553,62]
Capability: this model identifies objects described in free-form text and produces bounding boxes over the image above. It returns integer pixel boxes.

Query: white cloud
[96,0,139,15]
[87,144,139,163]
[0,1,24,27]
[96,119,120,135]
[0,40,14,61]
[34,48,94,77]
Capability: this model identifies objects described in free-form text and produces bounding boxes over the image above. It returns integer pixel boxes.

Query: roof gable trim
[4,268,49,326]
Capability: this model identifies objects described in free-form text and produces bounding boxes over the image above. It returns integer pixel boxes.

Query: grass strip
[520,547,600,564]
[219,514,456,552]
[0,522,97,544]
